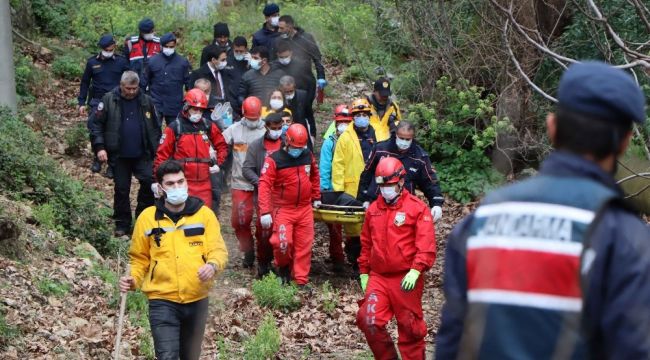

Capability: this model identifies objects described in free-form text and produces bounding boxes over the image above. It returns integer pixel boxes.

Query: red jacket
[258,149,321,215]
[359,189,436,275]
[154,117,228,183]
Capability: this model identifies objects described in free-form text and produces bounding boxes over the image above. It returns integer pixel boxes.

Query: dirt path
[3,63,473,358]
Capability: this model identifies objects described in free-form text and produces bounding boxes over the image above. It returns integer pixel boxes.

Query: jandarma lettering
[477,213,572,241]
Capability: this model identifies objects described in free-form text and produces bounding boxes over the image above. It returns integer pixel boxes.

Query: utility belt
[178,157,215,166]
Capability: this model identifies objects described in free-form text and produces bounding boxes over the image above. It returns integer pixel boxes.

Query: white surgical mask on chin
[269,99,284,110]
[143,33,154,41]
[278,57,291,65]
[189,113,202,123]
[162,47,175,56]
[101,51,114,58]
[284,92,295,101]
[217,60,227,70]
[395,138,412,150]
[380,185,399,202]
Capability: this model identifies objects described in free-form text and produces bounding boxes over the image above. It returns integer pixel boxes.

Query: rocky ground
[0,56,474,358]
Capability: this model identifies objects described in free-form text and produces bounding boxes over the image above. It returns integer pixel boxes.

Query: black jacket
[358,136,444,207]
[224,52,249,112]
[189,63,231,103]
[272,56,316,100]
[91,87,161,159]
[199,41,232,67]
[286,88,316,143]
[283,28,325,80]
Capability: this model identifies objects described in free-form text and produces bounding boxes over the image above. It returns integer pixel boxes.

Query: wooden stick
[114,264,130,360]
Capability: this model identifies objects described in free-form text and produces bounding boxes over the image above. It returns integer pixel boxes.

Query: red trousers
[269,205,314,285]
[255,207,273,264]
[327,223,344,262]
[356,272,427,360]
[188,179,212,209]
[231,189,273,262]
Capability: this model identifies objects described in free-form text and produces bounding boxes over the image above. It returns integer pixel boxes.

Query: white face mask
[337,123,349,134]
[162,47,175,56]
[269,99,284,110]
[396,138,412,150]
[101,51,114,58]
[271,16,280,27]
[234,53,245,61]
[143,33,154,41]
[380,185,400,202]
[278,56,291,65]
[281,32,289,39]
[189,113,202,123]
[267,128,282,140]
[217,60,227,70]
[284,92,295,101]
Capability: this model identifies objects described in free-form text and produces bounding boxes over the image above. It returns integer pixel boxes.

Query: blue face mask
[354,115,370,128]
[281,124,289,135]
[287,147,304,158]
[164,186,188,205]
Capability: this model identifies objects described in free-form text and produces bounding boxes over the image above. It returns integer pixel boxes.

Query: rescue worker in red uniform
[258,124,321,286]
[356,157,436,360]
[154,89,228,210]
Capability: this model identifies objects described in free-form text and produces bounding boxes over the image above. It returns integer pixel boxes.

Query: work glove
[317,79,327,89]
[209,164,220,174]
[362,201,370,210]
[401,269,420,291]
[431,206,442,222]
[151,183,161,199]
[360,274,369,293]
[313,200,322,208]
[260,214,273,229]
[209,147,217,161]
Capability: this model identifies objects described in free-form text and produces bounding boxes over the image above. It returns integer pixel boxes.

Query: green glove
[401,269,421,291]
[360,274,369,293]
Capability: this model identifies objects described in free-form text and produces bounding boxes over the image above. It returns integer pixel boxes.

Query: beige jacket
[222,120,266,191]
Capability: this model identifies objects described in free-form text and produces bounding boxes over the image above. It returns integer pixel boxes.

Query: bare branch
[502,20,558,103]
[586,0,650,59]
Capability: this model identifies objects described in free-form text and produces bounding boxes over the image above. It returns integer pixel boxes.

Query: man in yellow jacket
[368,77,401,142]
[332,98,376,273]
[119,159,228,360]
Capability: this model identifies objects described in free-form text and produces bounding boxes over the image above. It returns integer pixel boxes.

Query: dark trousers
[209,172,222,212]
[149,298,209,360]
[112,156,154,230]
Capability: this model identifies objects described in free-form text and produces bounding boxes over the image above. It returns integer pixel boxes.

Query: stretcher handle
[316,204,366,210]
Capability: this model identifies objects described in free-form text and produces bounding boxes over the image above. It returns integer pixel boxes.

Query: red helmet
[286,123,308,148]
[242,96,262,120]
[375,157,406,185]
[184,88,208,109]
[333,104,352,122]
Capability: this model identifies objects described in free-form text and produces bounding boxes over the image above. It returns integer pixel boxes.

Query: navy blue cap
[263,3,280,16]
[213,22,230,38]
[139,18,155,33]
[160,32,176,46]
[558,61,646,124]
[97,34,115,49]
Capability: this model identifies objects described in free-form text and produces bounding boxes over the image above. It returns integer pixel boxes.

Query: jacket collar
[540,150,622,195]
[155,196,204,220]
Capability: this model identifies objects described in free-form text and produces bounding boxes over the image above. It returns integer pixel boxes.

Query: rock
[38,46,54,62]
[55,329,74,338]
[73,242,103,262]
[69,317,89,329]
[232,288,251,300]
[229,325,249,341]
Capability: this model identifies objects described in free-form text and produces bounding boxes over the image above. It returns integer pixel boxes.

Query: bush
[31,0,77,37]
[33,203,59,231]
[320,281,339,315]
[0,108,113,253]
[252,273,301,312]
[14,54,48,104]
[0,307,19,349]
[37,278,70,297]
[64,121,88,156]
[52,55,84,80]
[243,314,281,360]
[407,77,509,203]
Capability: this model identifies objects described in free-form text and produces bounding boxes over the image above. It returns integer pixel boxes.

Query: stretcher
[313,204,366,224]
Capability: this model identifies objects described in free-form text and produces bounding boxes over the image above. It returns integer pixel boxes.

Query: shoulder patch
[159,133,167,144]
[97,102,104,111]
[394,212,406,227]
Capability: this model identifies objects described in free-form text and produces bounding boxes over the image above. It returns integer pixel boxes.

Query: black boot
[104,165,114,179]
[90,158,101,173]
[257,261,271,279]
[242,250,255,268]
[278,266,291,285]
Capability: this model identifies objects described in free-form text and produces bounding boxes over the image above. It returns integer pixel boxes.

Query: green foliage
[407,77,508,203]
[252,273,301,312]
[0,307,19,348]
[243,314,281,360]
[216,335,235,359]
[0,109,112,253]
[37,278,70,297]
[31,0,77,37]
[52,55,84,80]
[64,121,88,156]
[33,203,59,231]
[127,290,155,358]
[320,281,339,314]
[14,54,48,104]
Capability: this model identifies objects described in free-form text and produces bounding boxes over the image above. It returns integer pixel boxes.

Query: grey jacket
[242,135,268,187]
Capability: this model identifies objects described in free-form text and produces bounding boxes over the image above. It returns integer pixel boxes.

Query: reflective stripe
[468,289,582,312]
[475,202,595,224]
[178,223,205,230]
[144,226,176,236]
[467,236,583,256]
[130,55,144,61]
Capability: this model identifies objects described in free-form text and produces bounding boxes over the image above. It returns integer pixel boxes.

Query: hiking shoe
[278,266,291,284]
[242,251,255,268]
[104,166,114,179]
[257,262,271,278]
[90,159,101,173]
[114,228,129,237]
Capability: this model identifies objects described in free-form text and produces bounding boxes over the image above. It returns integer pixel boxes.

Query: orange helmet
[286,123,308,148]
[333,104,352,122]
[184,88,208,109]
[350,98,371,114]
[242,96,262,120]
[375,157,406,185]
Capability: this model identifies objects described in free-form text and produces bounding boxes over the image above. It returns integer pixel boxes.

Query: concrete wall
[164,0,221,20]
